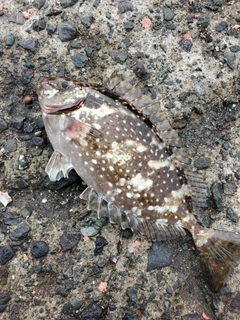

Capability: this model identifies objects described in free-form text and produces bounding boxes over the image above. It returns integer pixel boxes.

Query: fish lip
[43,99,83,114]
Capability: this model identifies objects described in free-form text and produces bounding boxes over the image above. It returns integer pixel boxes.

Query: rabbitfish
[36,72,240,291]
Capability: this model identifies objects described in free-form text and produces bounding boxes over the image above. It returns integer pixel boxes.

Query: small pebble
[59,231,81,251]
[226,208,239,223]
[0,245,15,265]
[71,53,88,68]
[211,182,222,211]
[78,11,94,28]
[193,157,211,169]
[126,286,137,306]
[10,223,31,241]
[58,23,77,42]
[31,241,49,258]
[24,96,32,104]
[6,34,14,46]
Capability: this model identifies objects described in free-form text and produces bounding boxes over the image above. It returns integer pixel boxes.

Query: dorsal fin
[80,187,186,242]
[104,72,208,212]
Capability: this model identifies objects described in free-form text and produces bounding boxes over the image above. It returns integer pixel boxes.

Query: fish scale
[36,72,240,292]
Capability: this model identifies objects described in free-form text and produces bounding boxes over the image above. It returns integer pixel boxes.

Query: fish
[36,72,240,292]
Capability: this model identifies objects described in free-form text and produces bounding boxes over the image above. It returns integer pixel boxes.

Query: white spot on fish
[128,173,153,192]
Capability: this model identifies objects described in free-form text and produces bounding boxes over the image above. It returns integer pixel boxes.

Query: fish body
[36,73,240,291]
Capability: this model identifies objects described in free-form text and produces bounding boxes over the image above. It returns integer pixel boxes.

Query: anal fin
[45,150,73,181]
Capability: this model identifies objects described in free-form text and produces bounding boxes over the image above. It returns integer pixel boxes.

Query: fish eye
[61,81,69,89]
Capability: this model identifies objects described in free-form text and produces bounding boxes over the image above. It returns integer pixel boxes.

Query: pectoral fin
[64,117,104,145]
[45,150,73,181]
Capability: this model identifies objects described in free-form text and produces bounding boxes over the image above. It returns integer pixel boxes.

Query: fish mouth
[43,99,84,114]
[36,78,85,114]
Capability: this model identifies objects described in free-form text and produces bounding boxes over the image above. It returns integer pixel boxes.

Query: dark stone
[47,24,57,35]
[62,303,73,315]
[60,0,78,8]
[226,208,239,223]
[6,34,14,46]
[59,231,81,251]
[147,242,174,271]
[216,21,228,32]
[17,39,37,52]
[109,50,128,64]
[70,299,82,310]
[8,14,25,25]
[71,53,88,68]
[32,0,46,9]
[126,286,137,306]
[230,291,240,309]
[80,303,103,320]
[211,182,222,211]
[181,314,201,320]
[32,19,46,32]
[56,288,68,298]
[31,241,49,258]
[166,22,176,30]
[33,265,42,274]
[41,169,81,190]
[11,116,26,131]
[223,182,237,195]
[123,36,131,48]
[0,246,15,265]
[10,223,31,241]
[46,8,62,16]
[40,62,51,72]
[78,11,94,28]
[58,23,77,42]
[204,4,219,11]
[94,236,108,256]
[193,156,211,169]
[93,0,100,8]
[124,21,134,32]
[85,47,93,57]
[122,313,134,320]
[0,294,11,313]
[234,168,240,180]
[12,177,29,189]
[197,14,210,28]
[230,45,240,53]
[121,228,133,239]
[35,117,44,130]
[163,7,175,21]
[118,0,133,13]
[181,39,193,52]
[133,61,150,81]
[3,212,21,226]
[70,40,82,49]
[21,70,34,85]
[224,52,236,70]
[32,137,45,147]
[4,139,17,153]
[0,119,8,133]
[56,66,66,77]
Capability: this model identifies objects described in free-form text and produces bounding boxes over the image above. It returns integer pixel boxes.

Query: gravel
[0,0,240,319]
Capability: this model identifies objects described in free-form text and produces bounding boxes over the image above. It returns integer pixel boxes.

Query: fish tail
[195,228,240,292]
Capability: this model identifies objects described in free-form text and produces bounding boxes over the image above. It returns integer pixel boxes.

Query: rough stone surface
[193,157,211,169]
[147,242,174,271]
[31,241,49,258]
[0,246,15,265]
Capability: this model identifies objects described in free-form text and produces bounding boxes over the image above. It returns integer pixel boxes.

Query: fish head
[36,77,86,114]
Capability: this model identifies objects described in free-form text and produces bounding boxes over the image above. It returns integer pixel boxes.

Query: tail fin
[196,229,240,292]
